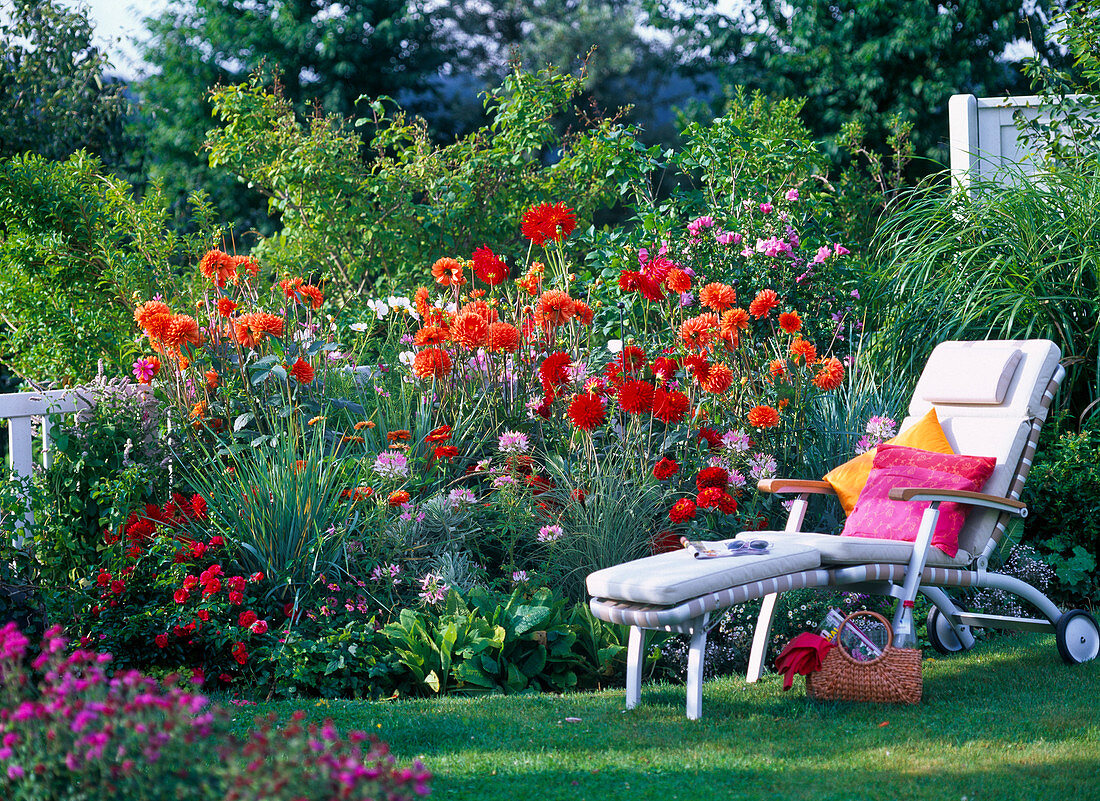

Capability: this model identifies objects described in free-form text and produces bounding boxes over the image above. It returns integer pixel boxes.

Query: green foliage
[30,377,168,595]
[655,0,1049,166]
[181,421,364,604]
[1017,3,1100,170]
[0,0,126,162]
[205,66,657,298]
[135,0,444,234]
[0,151,220,384]
[381,587,635,697]
[1022,425,1100,603]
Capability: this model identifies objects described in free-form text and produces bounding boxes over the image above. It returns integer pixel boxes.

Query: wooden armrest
[886,487,1027,516]
[757,479,837,496]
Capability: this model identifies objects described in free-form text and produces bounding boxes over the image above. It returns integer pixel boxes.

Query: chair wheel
[1056,609,1100,664]
[926,603,973,655]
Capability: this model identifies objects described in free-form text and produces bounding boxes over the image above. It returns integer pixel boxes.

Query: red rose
[173,589,190,604]
[228,576,247,593]
[110,580,125,595]
[250,572,264,583]
[231,642,248,665]
[182,575,199,590]
[239,610,258,628]
[197,610,210,622]
[190,542,207,560]
[250,620,268,635]
[202,578,221,596]
[155,634,168,649]
[96,571,111,586]
[228,591,243,606]
[209,536,224,548]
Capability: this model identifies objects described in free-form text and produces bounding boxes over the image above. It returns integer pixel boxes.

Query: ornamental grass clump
[0,623,431,800]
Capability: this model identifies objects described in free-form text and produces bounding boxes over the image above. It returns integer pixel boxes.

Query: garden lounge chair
[586,340,1100,719]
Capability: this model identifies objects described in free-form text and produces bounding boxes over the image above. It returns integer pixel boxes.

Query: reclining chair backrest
[902,340,1064,562]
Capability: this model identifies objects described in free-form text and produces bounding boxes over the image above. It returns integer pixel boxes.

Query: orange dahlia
[414,326,449,346]
[134,301,172,340]
[412,347,452,380]
[769,359,787,378]
[388,490,410,507]
[702,362,734,394]
[459,300,498,325]
[567,393,606,431]
[748,289,780,319]
[486,322,521,353]
[451,311,488,349]
[431,257,464,287]
[699,282,736,313]
[789,338,817,363]
[748,405,780,428]
[472,246,508,286]
[414,286,431,319]
[205,370,219,389]
[680,313,719,351]
[298,284,324,310]
[778,310,802,333]
[199,250,238,286]
[813,356,845,390]
[231,255,260,278]
[573,300,594,325]
[163,314,203,351]
[387,430,411,442]
[217,298,238,318]
[665,268,692,294]
[536,290,575,328]
[279,277,304,301]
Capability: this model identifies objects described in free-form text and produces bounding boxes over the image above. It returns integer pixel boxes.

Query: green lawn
[241,633,1100,801]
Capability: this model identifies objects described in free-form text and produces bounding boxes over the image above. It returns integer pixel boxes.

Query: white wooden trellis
[949,93,1100,193]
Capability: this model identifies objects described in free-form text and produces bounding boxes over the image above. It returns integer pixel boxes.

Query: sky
[64,0,168,78]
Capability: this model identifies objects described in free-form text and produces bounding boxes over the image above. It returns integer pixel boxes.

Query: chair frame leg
[686,613,710,720]
[625,625,645,709]
[747,592,781,683]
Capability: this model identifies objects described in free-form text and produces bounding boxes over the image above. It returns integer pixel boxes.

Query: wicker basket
[805,610,923,704]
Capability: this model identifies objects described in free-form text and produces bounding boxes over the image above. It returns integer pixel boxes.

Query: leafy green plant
[180,420,363,606]
[1022,424,1100,603]
[0,152,220,384]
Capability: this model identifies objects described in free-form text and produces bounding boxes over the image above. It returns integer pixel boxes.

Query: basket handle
[833,610,893,667]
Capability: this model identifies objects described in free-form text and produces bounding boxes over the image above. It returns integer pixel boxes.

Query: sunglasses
[726,539,770,554]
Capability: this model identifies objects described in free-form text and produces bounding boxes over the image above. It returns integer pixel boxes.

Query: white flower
[349,321,371,332]
[607,339,623,354]
[398,350,416,367]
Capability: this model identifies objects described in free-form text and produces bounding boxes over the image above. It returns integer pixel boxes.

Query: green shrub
[1022,425,1100,603]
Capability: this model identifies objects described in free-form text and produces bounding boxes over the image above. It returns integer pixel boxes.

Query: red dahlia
[539,351,572,392]
[697,487,738,515]
[653,457,679,480]
[697,427,722,451]
[521,202,577,246]
[618,379,655,415]
[568,393,606,431]
[652,388,690,425]
[472,245,508,286]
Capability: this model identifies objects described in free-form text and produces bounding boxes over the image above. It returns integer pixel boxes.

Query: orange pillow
[824,408,955,515]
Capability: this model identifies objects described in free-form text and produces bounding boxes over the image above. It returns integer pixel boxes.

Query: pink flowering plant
[0,622,432,799]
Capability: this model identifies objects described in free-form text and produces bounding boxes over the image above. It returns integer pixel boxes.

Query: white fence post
[2,389,94,540]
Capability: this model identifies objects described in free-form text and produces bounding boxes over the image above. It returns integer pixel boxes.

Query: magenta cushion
[841,444,997,558]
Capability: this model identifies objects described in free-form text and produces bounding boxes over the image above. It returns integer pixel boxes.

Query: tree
[648,0,1058,166]
[134,0,445,236]
[0,0,127,161]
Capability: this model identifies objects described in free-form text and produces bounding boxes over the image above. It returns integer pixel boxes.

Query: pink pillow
[841,444,997,558]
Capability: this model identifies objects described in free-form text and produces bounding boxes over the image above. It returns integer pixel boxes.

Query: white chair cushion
[585,542,820,605]
[909,340,1061,421]
[918,346,1022,404]
[737,532,972,568]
